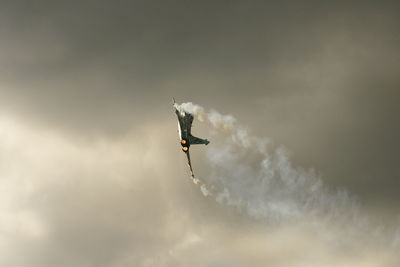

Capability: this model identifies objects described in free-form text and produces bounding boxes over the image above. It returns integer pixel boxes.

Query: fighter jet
[173,99,209,178]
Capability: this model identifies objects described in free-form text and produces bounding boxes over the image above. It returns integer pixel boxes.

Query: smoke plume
[176,102,400,250]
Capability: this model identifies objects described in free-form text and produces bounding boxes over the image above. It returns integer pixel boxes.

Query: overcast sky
[0,1,399,266]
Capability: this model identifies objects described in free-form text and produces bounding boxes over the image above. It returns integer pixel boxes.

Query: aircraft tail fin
[189,135,210,145]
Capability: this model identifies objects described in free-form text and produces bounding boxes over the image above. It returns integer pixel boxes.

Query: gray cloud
[0,114,399,267]
[0,1,399,266]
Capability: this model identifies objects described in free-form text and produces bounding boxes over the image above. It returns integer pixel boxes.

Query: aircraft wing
[186,150,195,178]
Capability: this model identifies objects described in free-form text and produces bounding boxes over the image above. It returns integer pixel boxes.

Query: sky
[0,1,400,266]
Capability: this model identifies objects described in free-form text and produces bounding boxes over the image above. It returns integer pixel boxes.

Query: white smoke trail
[175,102,400,248]
[176,102,354,220]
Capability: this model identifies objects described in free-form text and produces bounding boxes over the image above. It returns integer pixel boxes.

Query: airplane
[173,98,209,178]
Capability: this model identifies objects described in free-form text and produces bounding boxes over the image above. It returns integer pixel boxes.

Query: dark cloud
[0,1,399,265]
